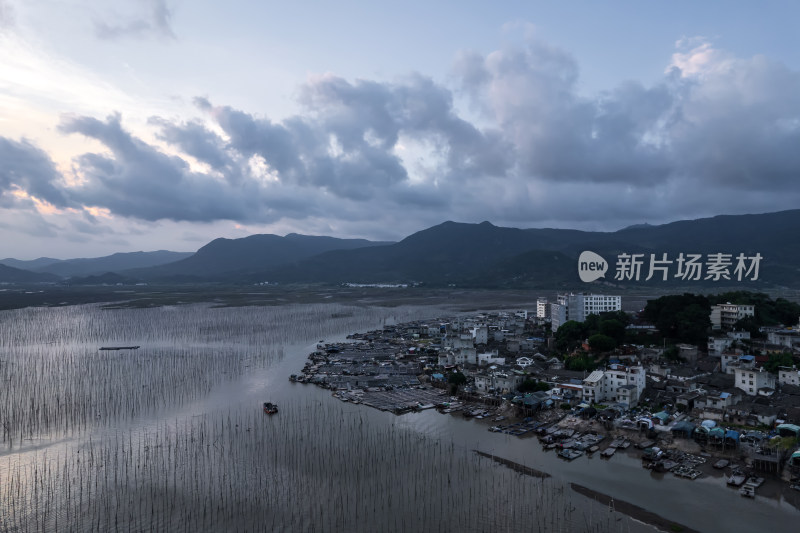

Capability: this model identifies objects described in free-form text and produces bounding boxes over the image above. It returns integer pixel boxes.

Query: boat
[263,402,278,415]
[740,484,756,498]
[601,447,616,458]
[559,449,584,461]
[727,469,746,486]
[713,459,729,469]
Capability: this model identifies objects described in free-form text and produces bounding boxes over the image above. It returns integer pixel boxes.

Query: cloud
[0,137,73,208]
[58,113,258,222]
[95,0,175,41]
[5,37,800,241]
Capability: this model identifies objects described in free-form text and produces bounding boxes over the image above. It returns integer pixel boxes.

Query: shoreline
[474,450,551,478]
[475,445,699,533]
[569,482,701,533]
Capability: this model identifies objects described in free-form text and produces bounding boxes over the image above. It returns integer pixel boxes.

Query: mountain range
[2,209,799,288]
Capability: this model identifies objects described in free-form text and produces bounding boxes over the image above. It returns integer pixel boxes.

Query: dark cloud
[58,113,256,222]
[95,0,175,41]
[0,137,72,208]
[7,39,800,239]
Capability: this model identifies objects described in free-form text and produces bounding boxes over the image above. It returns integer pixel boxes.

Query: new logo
[578,251,608,282]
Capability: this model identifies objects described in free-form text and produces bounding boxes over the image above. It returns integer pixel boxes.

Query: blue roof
[432,373,444,379]
[740,355,755,362]
[725,430,740,440]
[720,392,730,399]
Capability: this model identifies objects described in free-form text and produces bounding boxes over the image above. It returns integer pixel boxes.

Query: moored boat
[263,402,278,414]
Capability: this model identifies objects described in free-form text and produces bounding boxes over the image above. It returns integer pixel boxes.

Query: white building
[536,297,548,319]
[734,367,776,395]
[766,330,800,349]
[779,366,800,386]
[582,363,645,406]
[470,325,489,345]
[551,293,622,332]
[477,350,505,366]
[475,372,524,394]
[710,303,754,330]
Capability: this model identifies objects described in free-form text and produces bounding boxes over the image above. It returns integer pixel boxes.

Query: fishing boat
[559,449,584,461]
[263,402,278,415]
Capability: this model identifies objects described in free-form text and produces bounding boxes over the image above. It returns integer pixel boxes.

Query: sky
[1,1,799,259]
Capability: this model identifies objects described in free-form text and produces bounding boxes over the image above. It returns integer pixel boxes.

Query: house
[708,335,734,355]
[677,344,699,364]
[478,350,505,366]
[734,367,777,396]
[710,303,754,330]
[581,363,646,405]
[516,356,534,368]
[766,329,800,349]
[779,366,800,386]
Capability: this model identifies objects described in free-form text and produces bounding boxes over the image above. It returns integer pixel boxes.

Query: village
[291,292,800,499]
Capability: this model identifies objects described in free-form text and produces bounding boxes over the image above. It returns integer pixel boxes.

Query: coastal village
[292,292,800,498]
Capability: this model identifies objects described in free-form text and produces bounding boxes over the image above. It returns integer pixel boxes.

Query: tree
[518,379,550,393]
[675,303,712,345]
[565,353,596,372]
[599,319,626,344]
[763,352,795,374]
[588,334,616,353]
[555,320,587,352]
[448,371,467,393]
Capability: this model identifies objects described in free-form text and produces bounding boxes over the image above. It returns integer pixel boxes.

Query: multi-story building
[734,367,776,395]
[551,293,622,332]
[710,303,754,330]
[779,366,800,386]
[581,363,645,407]
[536,297,548,319]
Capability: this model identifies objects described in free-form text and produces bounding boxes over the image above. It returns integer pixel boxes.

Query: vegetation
[709,291,800,326]
[519,379,551,393]
[448,371,467,393]
[643,293,711,344]
[565,353,597,372]
[763,352,796,374]
[588,334,616,353]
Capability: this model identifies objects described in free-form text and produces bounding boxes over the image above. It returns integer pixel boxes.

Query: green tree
[448,371,467,393]
[588,333,616,353]
[565,353,596,372]
[599,319,626,344]
[555,320,587,352]
[675,303,712,345]
[763,352,795,374]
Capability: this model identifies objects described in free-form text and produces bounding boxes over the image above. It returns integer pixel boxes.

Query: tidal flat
[0,302,635,532]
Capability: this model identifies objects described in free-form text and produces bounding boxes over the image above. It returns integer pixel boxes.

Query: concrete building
[581,363,645,406]
[734,367,776,396]
[536,297,548,319]
[710,303,754,330]
[550,293,622,332]
[470,325,488,345]
[779,366,800,386]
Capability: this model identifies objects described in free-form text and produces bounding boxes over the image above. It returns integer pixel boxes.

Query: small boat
[713,459,729,469]
[263,402,278,415]
[601,447,616,458]
[559,449,584,461]
[740,484,756,498]
[727,470,746,487]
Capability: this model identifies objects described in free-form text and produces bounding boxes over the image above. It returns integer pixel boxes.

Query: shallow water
[1,303,795,532]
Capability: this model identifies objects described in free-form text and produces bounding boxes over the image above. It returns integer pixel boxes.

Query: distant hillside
[132,233,393,280]
[0,264,60,283]
[1,251,194,278]
[7,210,800,289]
[0,257,61,270]
[252,210,800,288]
